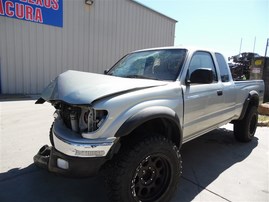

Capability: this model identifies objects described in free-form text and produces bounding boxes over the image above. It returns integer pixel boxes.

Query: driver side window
[189,51,218,82]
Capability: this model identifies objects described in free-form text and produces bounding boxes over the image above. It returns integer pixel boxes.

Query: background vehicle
[228,52,260,80]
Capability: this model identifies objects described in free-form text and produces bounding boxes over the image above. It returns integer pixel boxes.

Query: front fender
[115,106,182,146]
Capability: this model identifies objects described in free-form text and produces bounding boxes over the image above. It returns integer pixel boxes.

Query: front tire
[234,106,258,142]
[104,134,182,202]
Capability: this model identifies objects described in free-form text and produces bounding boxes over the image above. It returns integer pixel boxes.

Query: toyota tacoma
[34,47,264,202]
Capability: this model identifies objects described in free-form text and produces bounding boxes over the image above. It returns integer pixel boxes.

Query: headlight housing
[52,101,108,134]
[80,108,108,132]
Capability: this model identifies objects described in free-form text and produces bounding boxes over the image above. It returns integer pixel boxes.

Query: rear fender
[238,91,259,120]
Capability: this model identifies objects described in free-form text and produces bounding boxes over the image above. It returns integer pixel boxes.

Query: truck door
[183,51,224,139]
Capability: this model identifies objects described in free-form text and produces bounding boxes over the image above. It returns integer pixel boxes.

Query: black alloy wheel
[131,154,171,201]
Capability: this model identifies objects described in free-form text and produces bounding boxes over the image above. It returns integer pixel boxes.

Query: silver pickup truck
[34,47,264,202]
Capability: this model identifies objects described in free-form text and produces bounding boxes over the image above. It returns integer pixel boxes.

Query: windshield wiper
[125,75,158,80]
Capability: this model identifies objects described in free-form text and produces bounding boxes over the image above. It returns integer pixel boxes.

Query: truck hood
[37,70,168,105]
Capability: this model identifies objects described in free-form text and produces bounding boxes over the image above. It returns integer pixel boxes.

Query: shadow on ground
[0,165,109,202]
[0,128,258,202]
[173,127,258,202]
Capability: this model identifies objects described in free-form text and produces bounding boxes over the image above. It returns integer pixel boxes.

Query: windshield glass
[107,49,187,81]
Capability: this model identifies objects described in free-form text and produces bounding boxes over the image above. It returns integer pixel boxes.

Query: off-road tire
[234,106,258,142]
[103,134,182,202]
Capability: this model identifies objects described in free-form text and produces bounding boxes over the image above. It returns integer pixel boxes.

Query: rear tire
[104,134,182,202]
[234,106,258,142]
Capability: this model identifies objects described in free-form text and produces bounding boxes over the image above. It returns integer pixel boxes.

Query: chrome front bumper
[33,119,118,177]
[52,118,116,158]
[34,145,110,177]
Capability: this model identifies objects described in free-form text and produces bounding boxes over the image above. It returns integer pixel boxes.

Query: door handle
[217,90,223,96]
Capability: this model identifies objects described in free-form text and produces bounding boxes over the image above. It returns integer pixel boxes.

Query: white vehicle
[34,47,264,202]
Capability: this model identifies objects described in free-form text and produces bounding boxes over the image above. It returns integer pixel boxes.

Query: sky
[136,0,269,59]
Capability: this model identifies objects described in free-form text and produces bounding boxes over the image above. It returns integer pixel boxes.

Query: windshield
[107,49,187,81]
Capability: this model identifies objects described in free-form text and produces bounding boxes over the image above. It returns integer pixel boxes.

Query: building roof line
[130,0,178,23]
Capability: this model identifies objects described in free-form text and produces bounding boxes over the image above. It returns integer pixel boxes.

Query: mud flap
[33,145,51,169]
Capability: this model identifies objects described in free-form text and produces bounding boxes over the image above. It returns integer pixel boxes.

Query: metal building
[0,0,176,94]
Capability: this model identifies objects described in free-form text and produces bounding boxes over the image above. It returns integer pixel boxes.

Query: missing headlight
[83,108,108,132]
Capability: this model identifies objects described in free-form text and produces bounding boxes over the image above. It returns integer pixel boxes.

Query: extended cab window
[215,53,230,82]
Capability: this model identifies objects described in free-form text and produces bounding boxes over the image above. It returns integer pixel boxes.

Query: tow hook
[33,145,51,169]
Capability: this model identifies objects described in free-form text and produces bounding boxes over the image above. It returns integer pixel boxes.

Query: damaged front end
[33,70,166,176]
[52,101,108,135]
[33,101,116,177]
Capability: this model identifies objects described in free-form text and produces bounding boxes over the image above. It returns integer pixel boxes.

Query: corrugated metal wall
[0,0,176,94]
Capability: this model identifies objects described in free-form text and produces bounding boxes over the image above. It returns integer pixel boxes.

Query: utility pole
[253,36,256,53]
[265,38,269,57]
[239,38,243,54]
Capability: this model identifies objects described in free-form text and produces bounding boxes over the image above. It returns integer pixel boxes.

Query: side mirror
[189,68,214,84]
